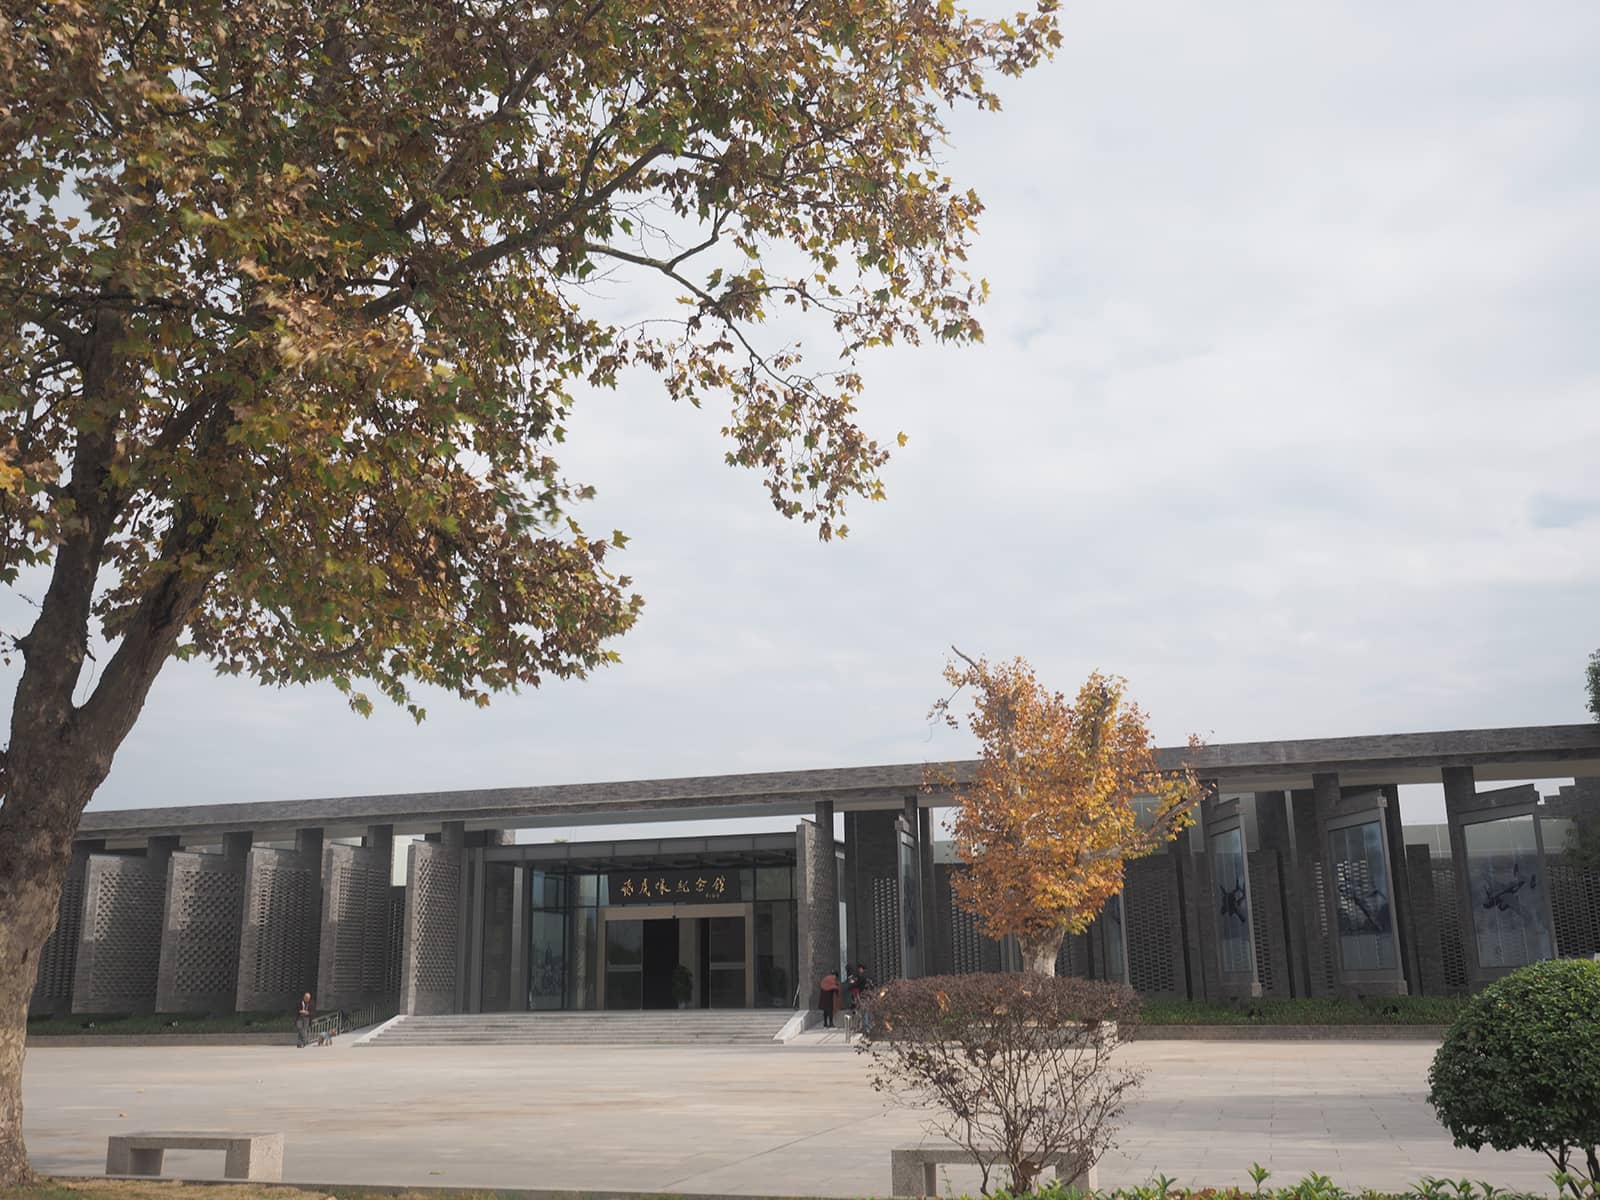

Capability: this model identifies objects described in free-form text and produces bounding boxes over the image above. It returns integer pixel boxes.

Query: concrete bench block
[891,1145,1097,1197]
[106,1131,283,1181]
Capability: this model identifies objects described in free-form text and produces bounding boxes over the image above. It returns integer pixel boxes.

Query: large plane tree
[0,0,1061,1180]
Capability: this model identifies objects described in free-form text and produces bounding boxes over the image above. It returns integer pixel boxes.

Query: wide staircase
[359,1009,795,1047]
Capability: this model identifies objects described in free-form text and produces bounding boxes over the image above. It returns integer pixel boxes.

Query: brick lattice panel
[1548,856,1600,958]
[73,855,166,1013]
[1125,858,1178,996]
[870,874,901,980]
[947,886,986,975]
[1248,857,1276,995]
[385,886,406,996]
[1054,931,1090,978]
[30,857,86,1015]
[403,842,463,1013]
[1431,862,1468,991]
[238,849,318,1011]
[320,844,395,1007]
[1305,858,1338,995]
[158,852,244,1011]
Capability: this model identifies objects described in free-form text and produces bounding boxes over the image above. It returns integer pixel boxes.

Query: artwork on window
[1210,827,1252,975]
[1102,893,1126,983]
[1463,814,1552,969]
[1328,819,1395,972]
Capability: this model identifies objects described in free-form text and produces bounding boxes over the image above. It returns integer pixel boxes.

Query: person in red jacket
[817,971,841,1028]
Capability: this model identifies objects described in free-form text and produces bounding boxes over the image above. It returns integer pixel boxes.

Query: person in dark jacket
[850,964,875,1036]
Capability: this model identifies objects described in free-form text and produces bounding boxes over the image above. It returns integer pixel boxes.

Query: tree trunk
[0,564,208,1186]
[1020,931,1063,977]
[0,767,99,1186]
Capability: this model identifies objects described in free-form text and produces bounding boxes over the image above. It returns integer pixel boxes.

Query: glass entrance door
[604,919,643,1010]
[600,904,752,1008]
[704,915,746,1008]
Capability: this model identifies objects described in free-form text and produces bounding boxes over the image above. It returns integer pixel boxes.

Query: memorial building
[29,724,1600,1023]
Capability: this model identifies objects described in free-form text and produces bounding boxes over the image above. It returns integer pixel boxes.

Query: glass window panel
[575,873,600,907]
[707,915,745,1008]
[755,901,796,1007]
[707,915,743,966]
[1464,814,1553,969]
[755,867,792,900]
[527,909,567,1010]
[529,869,566,908]
[1210,827,1252,976]
[604,918,643,1010]
[1329,820,1396,972]
[606,918,643,967]
[605,968,642,1010]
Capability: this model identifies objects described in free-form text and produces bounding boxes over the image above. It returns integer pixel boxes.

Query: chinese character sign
[607,868,742,905]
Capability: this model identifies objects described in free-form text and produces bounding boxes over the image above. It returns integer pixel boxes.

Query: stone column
[814,800,840,978]
[438,822,472,1011]
[1380,784,1418,992]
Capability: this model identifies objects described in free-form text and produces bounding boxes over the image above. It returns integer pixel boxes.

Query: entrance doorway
[641,919,678,1009]
[600,904,754,1009]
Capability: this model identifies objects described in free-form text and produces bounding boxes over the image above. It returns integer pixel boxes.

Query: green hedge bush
[1427,958,1600,1195]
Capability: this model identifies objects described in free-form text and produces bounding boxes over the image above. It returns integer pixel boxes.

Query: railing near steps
[309,999,394,1042]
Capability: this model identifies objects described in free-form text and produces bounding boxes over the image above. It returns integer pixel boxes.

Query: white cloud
[29,1,1598,825]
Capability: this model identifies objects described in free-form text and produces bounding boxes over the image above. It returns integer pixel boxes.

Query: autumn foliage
[0,0,1064,1184]
[929,653,1202,975]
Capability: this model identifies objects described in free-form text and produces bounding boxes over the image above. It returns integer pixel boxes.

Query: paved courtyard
[22,1040,1550,1196]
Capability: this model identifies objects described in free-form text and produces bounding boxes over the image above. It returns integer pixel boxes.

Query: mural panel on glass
[1102,893,1127,983]
[527,908,567,1009]
[1328,820,1395,971]
[1211,828,1252,975]
[1464,814,1552,969]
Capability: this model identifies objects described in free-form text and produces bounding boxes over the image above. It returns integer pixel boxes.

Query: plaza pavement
[21,1040,1552,1196]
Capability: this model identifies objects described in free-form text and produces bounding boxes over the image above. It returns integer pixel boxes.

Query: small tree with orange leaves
[929,651,1203,977]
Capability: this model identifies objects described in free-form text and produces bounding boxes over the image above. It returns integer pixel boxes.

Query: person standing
[817,971,841,1028]
[295,992,314,1048]
[852,964,875,1037]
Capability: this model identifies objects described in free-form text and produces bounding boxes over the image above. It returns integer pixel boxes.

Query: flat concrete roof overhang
[75,723,1600,843]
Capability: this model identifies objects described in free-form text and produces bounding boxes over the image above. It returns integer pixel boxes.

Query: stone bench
[106,1131,284,1181]
[891,1145,1097,1197]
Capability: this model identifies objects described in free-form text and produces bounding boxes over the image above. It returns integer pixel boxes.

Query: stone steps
[360,1011,795,1046]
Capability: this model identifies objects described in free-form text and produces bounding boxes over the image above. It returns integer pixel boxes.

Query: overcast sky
[44,3,1600,830]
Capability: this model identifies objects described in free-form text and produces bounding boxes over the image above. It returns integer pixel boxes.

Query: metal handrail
[309,999,394,1038]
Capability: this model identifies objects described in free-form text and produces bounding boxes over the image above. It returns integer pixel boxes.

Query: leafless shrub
[861,972,1143,1195]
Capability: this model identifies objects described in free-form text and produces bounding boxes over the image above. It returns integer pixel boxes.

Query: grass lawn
[25,1012,294,1037]
[25,997,1468,1036]
[3,1184,604,1200]
[0,1183,495,1200]
[1140,996,1466,1025]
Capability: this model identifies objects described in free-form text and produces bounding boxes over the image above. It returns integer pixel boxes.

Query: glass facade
[1463,814,1552,969]
[514,858,795,1011]
[1210,827,1252,975]
[1328,819,1396,971]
